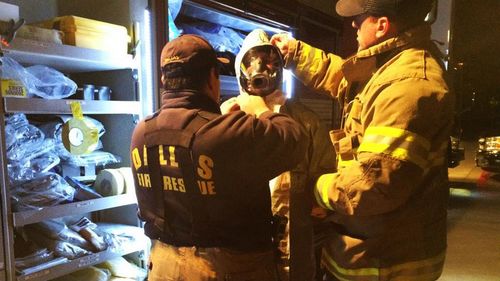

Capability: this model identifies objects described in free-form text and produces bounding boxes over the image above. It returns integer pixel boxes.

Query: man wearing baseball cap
[272,0,454,280]
[130,34,307,281]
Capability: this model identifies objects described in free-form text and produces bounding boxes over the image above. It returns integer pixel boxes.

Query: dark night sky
[452,0,500,96]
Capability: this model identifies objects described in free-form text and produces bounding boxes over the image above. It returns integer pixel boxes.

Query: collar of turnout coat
[342,24,433,82]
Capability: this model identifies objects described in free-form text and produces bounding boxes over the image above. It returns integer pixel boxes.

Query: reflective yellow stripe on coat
[322,248,446,281]
[314,173,336,210]
[358,126,431,170]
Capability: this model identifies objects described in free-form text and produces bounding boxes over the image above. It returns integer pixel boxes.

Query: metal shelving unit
[3,97,141,115]
[0,12,145,281]
[17,241,143,281]
[1,38,135,73]
[12,194,137,227]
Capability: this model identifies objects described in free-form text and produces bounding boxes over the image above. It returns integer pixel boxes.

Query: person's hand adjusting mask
[220,92,270,118]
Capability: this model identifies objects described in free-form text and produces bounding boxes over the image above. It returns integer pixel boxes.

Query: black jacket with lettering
[130,90,307,251]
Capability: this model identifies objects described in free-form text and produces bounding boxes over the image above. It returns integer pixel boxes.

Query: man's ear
[375,16,391,39]
[161,74,166,86]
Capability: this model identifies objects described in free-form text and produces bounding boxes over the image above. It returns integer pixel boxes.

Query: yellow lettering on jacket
[132,145,148,169]
[143,145,148,166]
[197,155,213,180]
[137,173,151,188]
[197,180,216,195]
[159,145,179,167]
[132,148,141,169]
[169,146,179,167]
[163,176,186,192]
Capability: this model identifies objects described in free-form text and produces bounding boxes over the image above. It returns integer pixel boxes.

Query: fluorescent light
[137,8,154,118]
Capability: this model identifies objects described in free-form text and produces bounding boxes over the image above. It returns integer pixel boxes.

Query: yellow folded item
[52,266,110,281]
[95,256,147,279]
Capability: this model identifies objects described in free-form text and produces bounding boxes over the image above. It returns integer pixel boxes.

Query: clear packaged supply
[10,172,75,211]
[8,152,60,184]
[0,57,77,99]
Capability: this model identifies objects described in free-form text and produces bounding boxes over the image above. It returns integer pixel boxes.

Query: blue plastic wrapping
[168,0,183,40]
[178,21,245,54]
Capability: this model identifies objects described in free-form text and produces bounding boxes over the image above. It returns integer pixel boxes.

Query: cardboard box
[36,15,130,54]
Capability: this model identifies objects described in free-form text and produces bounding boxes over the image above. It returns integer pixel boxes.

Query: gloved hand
[270,33,296,58]
[235,92,271,118]
[220,97,240,114]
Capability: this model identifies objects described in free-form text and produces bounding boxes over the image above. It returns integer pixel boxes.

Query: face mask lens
[240,46,283,96]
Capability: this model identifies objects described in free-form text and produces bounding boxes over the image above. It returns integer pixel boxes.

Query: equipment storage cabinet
[0,0,150,280]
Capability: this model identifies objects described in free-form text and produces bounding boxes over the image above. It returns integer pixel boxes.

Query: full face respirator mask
[239,45,283,97]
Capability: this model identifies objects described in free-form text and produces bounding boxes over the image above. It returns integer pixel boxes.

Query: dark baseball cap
[160,34,229,75]
[336,0,432,20]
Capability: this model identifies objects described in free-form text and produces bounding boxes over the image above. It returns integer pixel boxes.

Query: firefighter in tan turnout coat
[271,0,455,280]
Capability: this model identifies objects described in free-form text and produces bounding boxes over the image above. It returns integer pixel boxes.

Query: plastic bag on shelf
[5,124,17,148]
[24,219,93,251]
[6,123,45,162]
[5,113,29,129]
[63,150,122,167]
[11,138,56,166]
[21,223,91,259]
[40,239,90,260]
[95,223,150,252]
[15,248,55,271]
[10,172,76,211]
[0,57,77,99]
[25,65,77,99]
[36,120,63,140]
[7,152,60,184]
[0,57,35,98]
